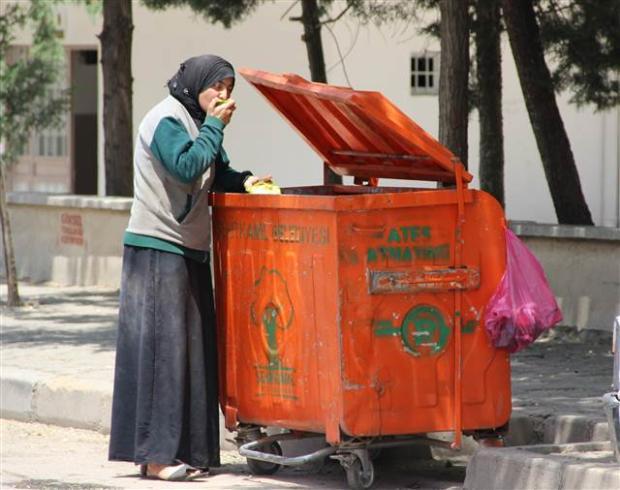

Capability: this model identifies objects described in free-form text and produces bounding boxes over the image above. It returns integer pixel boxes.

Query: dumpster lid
[240,68,472,184]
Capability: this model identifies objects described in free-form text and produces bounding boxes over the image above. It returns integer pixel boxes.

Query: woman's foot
[140,462,207,481]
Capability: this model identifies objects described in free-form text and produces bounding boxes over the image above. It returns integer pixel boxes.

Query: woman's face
[198,77,234,112]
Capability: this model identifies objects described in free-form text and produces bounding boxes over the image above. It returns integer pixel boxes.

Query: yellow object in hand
[245,180,282,195]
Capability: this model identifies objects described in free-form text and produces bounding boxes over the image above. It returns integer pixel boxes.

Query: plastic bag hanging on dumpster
[484,228,563,352]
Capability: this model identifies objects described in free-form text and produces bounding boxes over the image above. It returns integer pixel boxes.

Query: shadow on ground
[1,289,119,352]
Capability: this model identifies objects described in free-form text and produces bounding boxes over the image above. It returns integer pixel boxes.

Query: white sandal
[143,462,206,481]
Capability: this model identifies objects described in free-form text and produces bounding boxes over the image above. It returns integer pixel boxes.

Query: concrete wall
[510,222,620,333]
[2,195,619,331]
[2,193,130,288]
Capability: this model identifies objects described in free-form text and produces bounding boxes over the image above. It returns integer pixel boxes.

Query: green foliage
[81,0,103,19]
[388,0,618,111]
[536,0,620,110]
[346,0,422,26]
[0,0,69,167]
[141,0,261,28]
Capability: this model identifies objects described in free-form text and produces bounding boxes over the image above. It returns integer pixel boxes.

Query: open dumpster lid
[239,68,472,184]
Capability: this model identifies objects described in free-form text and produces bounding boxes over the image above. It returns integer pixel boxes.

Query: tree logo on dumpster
[250,267,296,399]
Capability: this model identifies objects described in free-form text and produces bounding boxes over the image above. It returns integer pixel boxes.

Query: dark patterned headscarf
[167,54,235,127]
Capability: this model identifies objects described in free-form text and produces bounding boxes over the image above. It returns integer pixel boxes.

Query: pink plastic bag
[484,228,563,352]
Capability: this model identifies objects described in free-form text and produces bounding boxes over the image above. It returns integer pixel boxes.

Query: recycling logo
[400,305,450,357]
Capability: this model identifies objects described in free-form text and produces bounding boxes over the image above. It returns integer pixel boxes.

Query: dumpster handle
[452,161,466,450]
[239,433,337,466]
[239,433,457,468]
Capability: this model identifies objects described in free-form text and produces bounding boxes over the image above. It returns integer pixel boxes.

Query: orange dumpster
[211,69,510,489]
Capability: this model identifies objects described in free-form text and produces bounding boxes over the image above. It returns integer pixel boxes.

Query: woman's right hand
[208,97,236,126]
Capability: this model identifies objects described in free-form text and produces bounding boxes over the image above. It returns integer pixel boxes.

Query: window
[34,90,68,158]
[6,45,71,193]
[7,46,69,158]
[410,52,439,95]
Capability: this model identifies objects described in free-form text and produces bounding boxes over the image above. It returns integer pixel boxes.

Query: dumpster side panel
[213,205,341,436]
[460,192,511,430]
[337,189,510,437]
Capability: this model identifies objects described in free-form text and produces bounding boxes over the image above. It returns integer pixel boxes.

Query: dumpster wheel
[332,450,375,490]
[246,440,282,475]
[345,455,374,489]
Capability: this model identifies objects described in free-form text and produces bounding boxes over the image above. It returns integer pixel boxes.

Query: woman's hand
[244,175,280,194]
[244,175,273,190]
[207,97,236,125]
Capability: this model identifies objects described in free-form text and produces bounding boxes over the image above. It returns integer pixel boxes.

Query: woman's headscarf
[167,54,235,127]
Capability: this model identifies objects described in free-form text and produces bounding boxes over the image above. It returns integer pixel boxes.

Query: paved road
[0,419,465,490]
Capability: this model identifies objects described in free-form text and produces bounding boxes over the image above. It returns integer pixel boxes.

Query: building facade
[6,1,620,227]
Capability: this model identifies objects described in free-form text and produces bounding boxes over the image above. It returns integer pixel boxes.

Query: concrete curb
[1,376,609,447]
[507,414,610,446]
[0,370,240,450]
[464,441,620,490]
[1,370,111,433]
[0,369,611,446]
[1,369,611,449]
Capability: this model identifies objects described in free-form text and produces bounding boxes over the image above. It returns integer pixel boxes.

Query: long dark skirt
[108,246,220,469]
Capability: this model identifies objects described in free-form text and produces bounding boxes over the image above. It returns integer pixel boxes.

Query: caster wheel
[345,456,375,489]
[246,440,282,475]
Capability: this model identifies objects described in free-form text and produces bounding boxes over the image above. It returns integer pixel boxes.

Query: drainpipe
[601,110,606,226]
[616,101,620,228]
[97,46,105,197]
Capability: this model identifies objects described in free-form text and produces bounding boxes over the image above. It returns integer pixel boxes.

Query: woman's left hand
[244,175,273,190]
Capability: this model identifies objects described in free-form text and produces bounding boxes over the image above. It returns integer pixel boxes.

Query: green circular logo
[401,305,450,357]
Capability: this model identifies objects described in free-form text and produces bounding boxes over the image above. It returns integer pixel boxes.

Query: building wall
[510,222,620,332]
[6,1,620,227]
[2,194,129,288]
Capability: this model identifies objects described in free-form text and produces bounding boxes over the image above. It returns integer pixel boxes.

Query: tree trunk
[300,0,341,185]
[99,0,134,197]
[300,0,327,83]
[502,0,593,225]
[438,0,469,168]
[0,164,22,307]
[474,0,504,207]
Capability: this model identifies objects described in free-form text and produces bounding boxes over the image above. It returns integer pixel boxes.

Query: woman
[108,54,268,481]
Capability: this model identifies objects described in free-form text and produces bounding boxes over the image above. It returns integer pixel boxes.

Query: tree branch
[280,0,300,21]
[321,4,352,25]
[324,23,352,86]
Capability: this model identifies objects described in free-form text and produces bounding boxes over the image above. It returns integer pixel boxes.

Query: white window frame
[7,45,71,193]
[410,51,440,96]
[8,46,69,159]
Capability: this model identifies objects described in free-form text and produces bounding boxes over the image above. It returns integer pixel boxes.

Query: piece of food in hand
[245,179,281,195]
[215,98,228,107]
